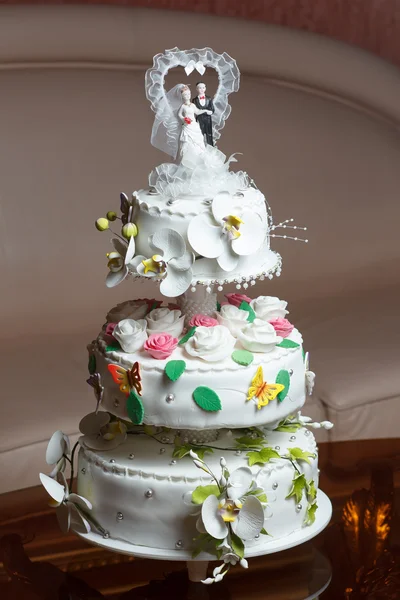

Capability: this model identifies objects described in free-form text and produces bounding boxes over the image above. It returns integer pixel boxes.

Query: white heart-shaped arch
[145,47,240,158]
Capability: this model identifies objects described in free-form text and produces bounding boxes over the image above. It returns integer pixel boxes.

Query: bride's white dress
[178,103,205,166]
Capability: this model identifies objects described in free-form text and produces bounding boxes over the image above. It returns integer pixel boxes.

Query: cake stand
[75,489,331,562]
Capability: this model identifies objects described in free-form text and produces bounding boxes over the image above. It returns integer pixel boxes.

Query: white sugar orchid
[199,471,265,541]
[46,430,70,477]
[40,472,92,534]
[79,411,127,451]
[131,228,194,297]
[106,236,136,288]
[187,191,266,272]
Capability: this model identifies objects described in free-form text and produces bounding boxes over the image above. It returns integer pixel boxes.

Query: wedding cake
[40,48,332,585]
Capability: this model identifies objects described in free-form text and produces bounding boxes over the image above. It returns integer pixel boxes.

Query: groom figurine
[193,81,215,146]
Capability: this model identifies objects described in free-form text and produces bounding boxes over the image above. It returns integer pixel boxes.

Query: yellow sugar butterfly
[247,366,285,410]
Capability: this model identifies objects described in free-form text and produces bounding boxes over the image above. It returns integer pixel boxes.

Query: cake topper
[145,47,240,159]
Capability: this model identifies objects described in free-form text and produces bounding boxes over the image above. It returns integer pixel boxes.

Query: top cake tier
[130,186,281,294]
[95,48,307,299]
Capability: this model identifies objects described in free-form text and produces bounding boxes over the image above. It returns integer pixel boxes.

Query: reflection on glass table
[0,438,399,599]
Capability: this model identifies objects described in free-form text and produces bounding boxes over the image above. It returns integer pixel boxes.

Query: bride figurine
[177,85,212,165]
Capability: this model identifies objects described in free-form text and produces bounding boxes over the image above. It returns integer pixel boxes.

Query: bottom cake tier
[77,426,320,555]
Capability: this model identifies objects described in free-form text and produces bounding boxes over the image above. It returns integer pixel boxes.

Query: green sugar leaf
[307,480,317,502]
[276,369,290,402]
[286,473,307,504]
[235,435,266,449]
[88,354,96,375]
[231,350,254,366]
[274,417,302,433]
[247,447,280,466]
[178,326,196,345]
[126,390,144,425]
[165,360,186,381]
[304,501,318,525]
[105,343,121,353]
[260,527,270,536]
[192,484,220,505]
[239,301,256,323]
[231,532,245,559]
[288,447,316,465]
[216,301,221,312]
[276,339,300,349]
[193,387,222,412]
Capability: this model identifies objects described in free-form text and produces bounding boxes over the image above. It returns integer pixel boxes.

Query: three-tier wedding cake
[40,48,332,585]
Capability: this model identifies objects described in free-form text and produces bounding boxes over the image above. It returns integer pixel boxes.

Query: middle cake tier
[90,325,306,430]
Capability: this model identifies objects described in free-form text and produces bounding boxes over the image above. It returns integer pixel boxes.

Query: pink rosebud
[225,293,252,308]
[106,323,117,336]
[188,314,219,328]
[268,317,294,338]
[143,333,178,360]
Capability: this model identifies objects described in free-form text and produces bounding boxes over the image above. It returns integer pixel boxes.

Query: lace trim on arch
[145,47,240,158]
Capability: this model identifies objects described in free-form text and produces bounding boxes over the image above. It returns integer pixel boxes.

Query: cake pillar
[176,286,217,326]
[187,560,209,582]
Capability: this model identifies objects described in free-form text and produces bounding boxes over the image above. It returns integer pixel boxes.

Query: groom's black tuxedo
[192,95,215,146]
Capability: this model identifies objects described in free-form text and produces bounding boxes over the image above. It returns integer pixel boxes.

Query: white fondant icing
[77,427,318,551]
[95,327,306,429]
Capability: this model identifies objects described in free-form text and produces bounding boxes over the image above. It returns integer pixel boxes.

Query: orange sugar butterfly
[108,362,142,397]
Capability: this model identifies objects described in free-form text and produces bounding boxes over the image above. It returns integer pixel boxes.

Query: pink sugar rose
[143,333,178,360]
[105,323,117,336]
[225,293,252,308]
[188,314,219,328]
[268,317,294,338]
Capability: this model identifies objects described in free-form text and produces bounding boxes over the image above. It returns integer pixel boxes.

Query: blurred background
[0,3,399,494]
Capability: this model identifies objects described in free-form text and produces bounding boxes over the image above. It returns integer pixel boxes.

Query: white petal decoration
[125,235,136,264]
[111,237,128,256]
[233,496,264,540]
[169,251,194,271]
[201,495,228,540]
[130,255,147,270]
[68,493,93,512]
[56,502,71,533]
[227,467,254,501]
[40,473,65,505]
[46,430,66,465]
[216,239,239,272]
[70,504,91,534]
[150,228,185,262]
[212,191,234,222]
[49,457,66,478]
[231,211,266,256]
[160,266,192,297]
[187,215,224,258]
[79,412,110,436]
[106,266,128,288]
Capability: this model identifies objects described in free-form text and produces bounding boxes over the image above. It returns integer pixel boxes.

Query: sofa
[1,5,399,493]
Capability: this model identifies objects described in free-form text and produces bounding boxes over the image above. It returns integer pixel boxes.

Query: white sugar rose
[106,300,149,323]
[185,325,236,362]
[146,307,185,338]
[216,304,249,337]
[250,296,288,321]
[238,318,282,353]
[112,319,148,353]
